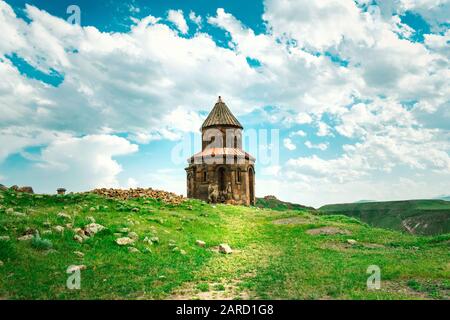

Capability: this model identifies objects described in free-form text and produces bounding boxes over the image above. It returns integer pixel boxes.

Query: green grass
[319,200,450,235]
[0,190,448,300]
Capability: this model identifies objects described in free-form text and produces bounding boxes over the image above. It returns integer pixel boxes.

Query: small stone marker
[116,237,135,245]
[196,240,206,247]
[67,265,86,272]
[219,243,232,254]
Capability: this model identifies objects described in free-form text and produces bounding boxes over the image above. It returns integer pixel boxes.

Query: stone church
[186,97,256,205]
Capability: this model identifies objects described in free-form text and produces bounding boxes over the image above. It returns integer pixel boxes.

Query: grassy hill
[256,196,315,212]
[0,189,449,300]
[319,200,450,236]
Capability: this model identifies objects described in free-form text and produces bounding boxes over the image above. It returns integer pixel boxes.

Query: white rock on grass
[87,216,96,223]
[150,236,159,244]
[196,240,206,247]
[57,212,71,219]
[219,243,233,254]
[67,265,86,272]
[73,235,84,243]
[0,260,3,267]
[53,226,64,233]
[347,239,358,245]
[0,235,10,241]
[18,234,33,241]
[74,251,84,257]
[127,232,139,240]
[116,237,135,246]
[6,208,14,214]
[127,247,140,253]
[84,223,105,236]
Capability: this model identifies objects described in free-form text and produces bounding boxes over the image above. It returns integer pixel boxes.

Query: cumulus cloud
[283,138,296,150]
[167,9,189,34]
[304,141,328,151]
[36,134,138,191]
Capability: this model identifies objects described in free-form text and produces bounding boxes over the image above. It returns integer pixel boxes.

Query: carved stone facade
[186,97,255,205]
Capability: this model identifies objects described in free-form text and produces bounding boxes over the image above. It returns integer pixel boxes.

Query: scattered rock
[65,223,73,229]
[57,212,71,219]
[118,228,130,233]
[347,239,358,245]
[18,234,33,241]
[306,227,351,236]
[13,211,26,217]
[89,207,96,212]
[17,186,34,194]
[84,223,105,236]
[127,247,140,253]
[6,208,14,214]
[87,216,96,223]
[116,237,135,246]
[219,243,233,254]
[42,230,52,235]
[53,226,64,233]
[128,231,139,240]
[180,249,187,255]
[43,221,52,227]
[150,236,159,244]
[143,247,152,253]
[131,207,140,212]
[67,265,86,273]
[0,260,3,267]
[73,235,84,243]
[89,187,185,205]
[273,217,314,225]
[0,235,10,241]
[196,240,206,247]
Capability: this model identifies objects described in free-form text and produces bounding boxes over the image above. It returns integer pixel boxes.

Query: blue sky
[0,0,449,207]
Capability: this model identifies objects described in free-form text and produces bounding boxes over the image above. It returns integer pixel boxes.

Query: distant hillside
[319,200,450,235]
[435,195,450,202]
[256,195,315,211]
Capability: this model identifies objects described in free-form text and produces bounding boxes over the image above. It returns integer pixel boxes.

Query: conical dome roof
[201,96,243,129]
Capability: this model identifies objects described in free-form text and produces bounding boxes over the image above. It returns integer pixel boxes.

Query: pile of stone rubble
[0,184,34,193]
[89,188,185,205]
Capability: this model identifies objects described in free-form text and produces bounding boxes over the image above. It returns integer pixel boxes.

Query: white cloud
[283,138,296,150]
[36,134,138,191]
[290,130,306,137]
[167,9,189,34]
[304,141,329,151]
[189,11,202,27]
[295,113,313,124]
[316,121,331,137]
